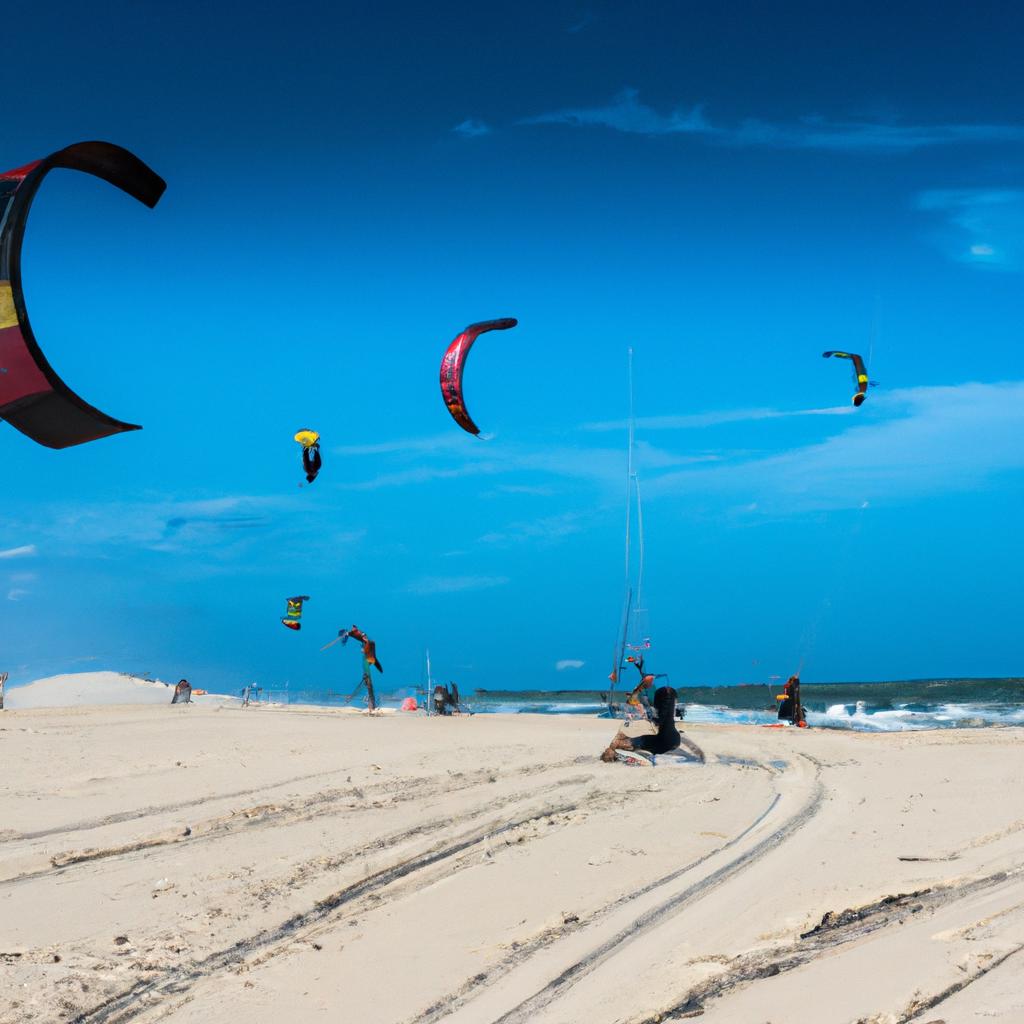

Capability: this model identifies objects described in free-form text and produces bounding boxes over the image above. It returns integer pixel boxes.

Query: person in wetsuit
[433,684,451,716]
[601,686,680,761]
[171,679,192,704]
[776,675,805,725]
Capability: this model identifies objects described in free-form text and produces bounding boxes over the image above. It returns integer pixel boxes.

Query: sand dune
[3,672,239,710]
[0,702,1021,1023]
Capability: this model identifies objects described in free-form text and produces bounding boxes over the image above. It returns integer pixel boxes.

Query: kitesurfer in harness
[624,655,666,722]
[601,686,681,761]
[776,675,806,726]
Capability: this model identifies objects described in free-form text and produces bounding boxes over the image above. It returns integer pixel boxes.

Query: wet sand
[1,704,1022,1023]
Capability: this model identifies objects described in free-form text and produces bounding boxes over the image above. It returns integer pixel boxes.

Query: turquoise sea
[248,678,1024,732]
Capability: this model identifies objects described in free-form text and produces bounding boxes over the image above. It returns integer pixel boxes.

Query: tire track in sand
[68,784,607,1024]
[406,788,781,1024]
[0,758,593,887]
[487,756,823,1024]
[633,869,1018,1021]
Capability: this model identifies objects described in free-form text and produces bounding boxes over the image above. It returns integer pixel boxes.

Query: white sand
[3,671,239,710]
[0,697,1022,1024]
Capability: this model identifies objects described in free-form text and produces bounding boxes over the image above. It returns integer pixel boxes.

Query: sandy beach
[1,699,1022,1024]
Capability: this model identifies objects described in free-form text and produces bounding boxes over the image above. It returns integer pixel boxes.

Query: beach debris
[0,142,165,449]
[113,936,129,946]
[182,826,192,837]
[152,878,175,895]
[800,888,931,939]
[439,317,518,436]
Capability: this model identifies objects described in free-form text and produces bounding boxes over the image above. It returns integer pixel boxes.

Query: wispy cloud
[556,659,585,671]
[0,494,319,572]
[521,88,709,136]
[7,588,30,601]
[162,512,269,540]
[405,574,510,595]
[647,381,1024,512]
[340,435,705,491]
[583,405,852,432]
[452,118,492,138]
[479,511,589,546]
[519,88,1024,152]
[917,189,1024,271]
[333,433,464,457]
[486,484,556,497]
[0,544,36,559]
[736,119,1024,152]
[566,9,594,33]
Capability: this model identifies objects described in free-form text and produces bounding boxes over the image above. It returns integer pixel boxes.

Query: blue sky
[1,1,1022,693]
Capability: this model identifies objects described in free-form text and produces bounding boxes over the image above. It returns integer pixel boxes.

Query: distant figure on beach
[601,686,681,761]
[171,679,192,704]
[432,684,449,715]
[776,675,806,726]
[432,683,460,715]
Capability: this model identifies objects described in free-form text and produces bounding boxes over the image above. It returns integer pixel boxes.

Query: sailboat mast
[610,348,637,696]
[624,346,635,594]
[634,472,645,622]
[425,648,432,716]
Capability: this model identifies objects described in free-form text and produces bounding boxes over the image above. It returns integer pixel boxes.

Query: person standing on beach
[776,675,805,725]
[171,679,192,704]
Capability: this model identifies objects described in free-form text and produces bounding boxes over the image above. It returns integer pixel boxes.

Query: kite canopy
[822,350,870,406]
[439,318,518,435]
[281,595,310,631]
[0,141,166,449]
[294,429,322,483]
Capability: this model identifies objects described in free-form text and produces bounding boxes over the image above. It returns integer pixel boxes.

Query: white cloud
[480,511,589,546]
[556,659,585,671]
[647,381,1024,512]
[452,118,492,138]
[520,89,1024,152]
[405,575,510,595]
[521,88,710,136]
[340,435,704,491]
[7,588,29,601]
[0,544,36,559]
[582,405,852,432]
[333,433,469,457]
[917,189,1024,271]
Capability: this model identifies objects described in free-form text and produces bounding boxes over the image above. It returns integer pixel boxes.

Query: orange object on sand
[400,696,418,711]
[192,689,207,696]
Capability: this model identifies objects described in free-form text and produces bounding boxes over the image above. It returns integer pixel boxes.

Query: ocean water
[248,679,1024,732]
